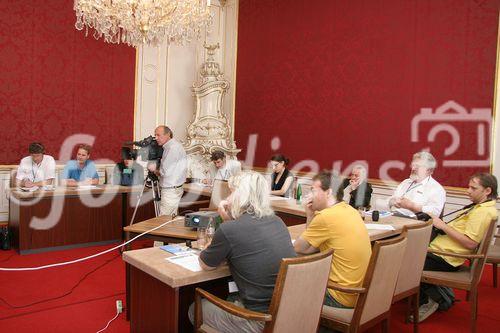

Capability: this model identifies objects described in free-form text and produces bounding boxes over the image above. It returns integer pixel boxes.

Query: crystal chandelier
[74,0,212,48]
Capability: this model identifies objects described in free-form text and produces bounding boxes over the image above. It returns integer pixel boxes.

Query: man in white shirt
[203,150,241,184]
[16,142,56,188]
[150,125,187,216]
[388,151,446,217]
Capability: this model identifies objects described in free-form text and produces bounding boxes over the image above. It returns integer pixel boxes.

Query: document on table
[364,210,392,218]
[269,196,289,201]
[166,253,202,272]
[77,185,98,190]
[21,186,39,192]
[364,224,395,231]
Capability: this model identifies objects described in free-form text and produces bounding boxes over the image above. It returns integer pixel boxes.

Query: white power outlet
[116,300,123,314]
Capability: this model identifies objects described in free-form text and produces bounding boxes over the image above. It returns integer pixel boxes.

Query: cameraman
[148,125,187,216]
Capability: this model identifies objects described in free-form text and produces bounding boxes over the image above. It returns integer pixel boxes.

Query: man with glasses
[388,151,446,217]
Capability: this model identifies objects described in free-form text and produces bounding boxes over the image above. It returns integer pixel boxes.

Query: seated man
[417,172,498,322]
[342,164,372,209]
[203,150,241,184]
[189,171,296,332]
[61,144,99,186]
[294,170,372,309]
[388,151,446,217]
[112,147,144,186]
[16,142,56,188]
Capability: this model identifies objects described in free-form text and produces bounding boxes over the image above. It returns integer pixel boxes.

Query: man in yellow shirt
[294,171,372,308]
[418,172,498,322]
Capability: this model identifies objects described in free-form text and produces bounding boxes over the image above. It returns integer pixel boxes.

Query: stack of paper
[21,186,39,192]
[166,253,202,272]
[364,224,395,231]
[364,210,392,218]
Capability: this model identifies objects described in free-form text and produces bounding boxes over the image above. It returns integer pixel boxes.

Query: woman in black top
[270,154,294,197]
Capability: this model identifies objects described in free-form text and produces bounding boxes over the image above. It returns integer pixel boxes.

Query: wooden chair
[194,249,334,333]
[320,234,408,333]
[198,179,231,211]
[421,218,497,333]
[10,169,17,188]
[392,221,433,333]
[486,224,500,287]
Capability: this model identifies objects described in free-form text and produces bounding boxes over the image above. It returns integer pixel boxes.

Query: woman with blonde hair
[190,171,296,333]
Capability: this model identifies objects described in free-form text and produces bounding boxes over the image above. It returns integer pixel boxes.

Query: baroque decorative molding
[184,43,240,178]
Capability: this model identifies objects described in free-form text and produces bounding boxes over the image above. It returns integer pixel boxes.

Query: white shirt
[209,159,241,181]
[159,139,187,188]
[16,155,56,183]
[388,176,446,217]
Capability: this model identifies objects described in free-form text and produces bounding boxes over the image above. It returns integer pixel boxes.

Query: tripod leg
[152,180,161,217]
[129,179,149,226]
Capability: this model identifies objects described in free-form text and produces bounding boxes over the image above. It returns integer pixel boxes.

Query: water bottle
[296,184,302,204]
[205,217,216,247]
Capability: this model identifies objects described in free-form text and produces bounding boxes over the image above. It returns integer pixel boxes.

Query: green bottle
[296,184,302,204]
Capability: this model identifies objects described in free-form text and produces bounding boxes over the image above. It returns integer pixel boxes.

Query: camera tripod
[128,172,162,226]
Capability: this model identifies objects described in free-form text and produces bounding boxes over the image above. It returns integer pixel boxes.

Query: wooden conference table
[8,184,209,254]
[123,208,422,333]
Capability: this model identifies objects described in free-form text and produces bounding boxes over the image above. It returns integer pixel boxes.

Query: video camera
[126,135,164,183]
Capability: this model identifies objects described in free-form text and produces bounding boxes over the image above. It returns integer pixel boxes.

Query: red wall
[0,1,136,164]
[235,0,499,187]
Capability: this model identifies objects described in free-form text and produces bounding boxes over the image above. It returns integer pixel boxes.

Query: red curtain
[0,1,136,164]
[235,0,499,186]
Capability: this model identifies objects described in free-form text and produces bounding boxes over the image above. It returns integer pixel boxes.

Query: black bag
[424,285,456,311]
[1,226,10,250]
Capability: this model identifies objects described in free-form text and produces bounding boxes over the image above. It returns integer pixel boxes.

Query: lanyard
[403,180,422,196]
[217,168,228,180]
[31,157,43,181]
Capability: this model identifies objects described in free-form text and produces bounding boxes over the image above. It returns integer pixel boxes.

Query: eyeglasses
[271,162,280,168]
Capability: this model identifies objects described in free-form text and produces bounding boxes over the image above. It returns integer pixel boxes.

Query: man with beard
[388,151,446,218]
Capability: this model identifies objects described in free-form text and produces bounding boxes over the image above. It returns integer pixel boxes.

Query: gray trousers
[188,298,265,333]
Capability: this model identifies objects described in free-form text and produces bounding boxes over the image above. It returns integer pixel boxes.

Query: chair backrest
[394,221,433,297]
[208,180,231,209]
[494,223,500,246]
[470,217,497,286]
[353,234,408,326]
[10,169,17,188]
[265,250,333,333]
[105,165,116,184]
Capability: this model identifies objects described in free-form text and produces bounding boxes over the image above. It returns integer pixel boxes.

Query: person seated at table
[189,171,296,332]
[202,150,241,184]
[61,144,99,186]
[416,172,498,322]
[112,147,144,186]
[342,164,372,209]
[294,170,371,309]
[16,142,56,188]
[270,154,294,197]
[388,151,446,218]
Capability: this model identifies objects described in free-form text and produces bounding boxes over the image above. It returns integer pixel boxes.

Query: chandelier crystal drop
[74,0,213,48]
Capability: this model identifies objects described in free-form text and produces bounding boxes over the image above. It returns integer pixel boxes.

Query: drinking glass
[197,228,207,250]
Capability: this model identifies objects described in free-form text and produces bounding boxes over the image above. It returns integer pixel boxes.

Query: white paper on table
[77,185,98,190]
[166,253,202,272]
[269,196,290,201]
[364,223,395,231]
[21,186,39,192]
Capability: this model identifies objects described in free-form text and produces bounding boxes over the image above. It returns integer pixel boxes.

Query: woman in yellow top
[418,172,498,322]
